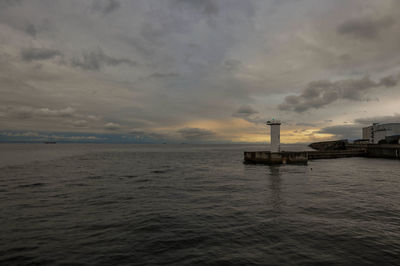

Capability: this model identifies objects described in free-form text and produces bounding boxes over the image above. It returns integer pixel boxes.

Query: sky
[1,0,400,143]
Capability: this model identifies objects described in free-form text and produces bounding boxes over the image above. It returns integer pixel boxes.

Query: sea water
[1,144,399,265]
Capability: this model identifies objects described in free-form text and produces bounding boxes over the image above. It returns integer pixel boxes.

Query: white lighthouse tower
[267,119,281,153]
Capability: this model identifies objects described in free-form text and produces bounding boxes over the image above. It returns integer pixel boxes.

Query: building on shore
[362,123,400,144]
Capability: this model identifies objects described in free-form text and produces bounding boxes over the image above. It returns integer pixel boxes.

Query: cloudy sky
[1,0,400,143]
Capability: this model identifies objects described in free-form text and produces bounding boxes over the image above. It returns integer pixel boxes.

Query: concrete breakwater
[244,143,400,164]
[307,149,366,159]
[348,144,400,159]
[244,149,366,164]
[244,151,308,164]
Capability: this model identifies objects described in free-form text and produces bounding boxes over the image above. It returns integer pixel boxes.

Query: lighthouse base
[244,151,308,165]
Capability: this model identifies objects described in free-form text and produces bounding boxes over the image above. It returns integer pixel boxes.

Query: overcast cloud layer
[1,0,400,143]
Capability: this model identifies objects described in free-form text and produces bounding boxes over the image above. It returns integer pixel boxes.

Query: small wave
[17,183,46,188]
[67,183,89,187]
[136,178,150,183]
[151,170,169,174]
[120,175,138,179]
[87,175,102,179]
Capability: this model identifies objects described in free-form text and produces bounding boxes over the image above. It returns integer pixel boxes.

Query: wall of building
[362,123,400,144]
[380,123,400,136]
[362,126,372,140]
[374,128,386,144]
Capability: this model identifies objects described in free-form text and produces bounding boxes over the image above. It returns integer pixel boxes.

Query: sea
[0,143,399,265]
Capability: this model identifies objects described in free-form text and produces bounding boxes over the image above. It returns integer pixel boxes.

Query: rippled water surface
[1,144,400,265]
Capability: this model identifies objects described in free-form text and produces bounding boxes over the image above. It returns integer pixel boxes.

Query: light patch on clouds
[73,120,89,127]
[2,105,76,119]
[104,122,121,130]
[178,127,215,141]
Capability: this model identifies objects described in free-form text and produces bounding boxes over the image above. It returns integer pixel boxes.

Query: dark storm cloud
[22,19,51,38]
[178,127,215,140]
[172,0,219,16]
[92,0,121,15]
[120,35,155,56]
[337,16,395,39]
[148,72,180,79]
[279,74,399,113]
[354,114,400,125]
[317,125,361,139]
[233,105,259,117]
[71,48,137,71]
[0,0,24,8]
[25,24,37,37]
[21,47,62,62]
[379,75,398,87]
[224,59,242,71]
[296,122,316,127]
[232,105,266,124]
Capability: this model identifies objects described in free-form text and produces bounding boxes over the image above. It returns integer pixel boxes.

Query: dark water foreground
[1,144,399,265]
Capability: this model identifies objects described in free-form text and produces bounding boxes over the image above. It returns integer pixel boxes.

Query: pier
[244,149,366,164]
[307,149,366,160]
[244,144,400,164]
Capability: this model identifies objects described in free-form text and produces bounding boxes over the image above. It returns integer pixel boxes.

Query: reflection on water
[268,165,283,212]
